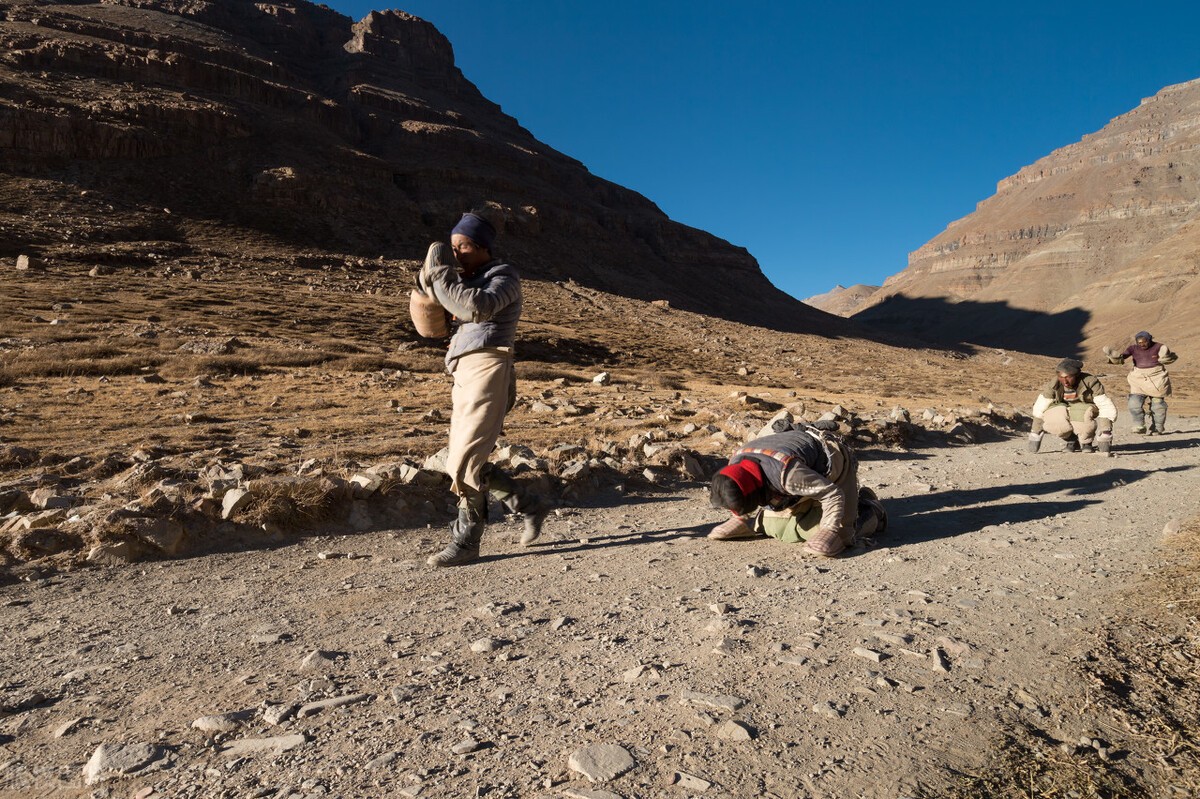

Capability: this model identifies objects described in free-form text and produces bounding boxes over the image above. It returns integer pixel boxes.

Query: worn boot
[1079,439,1095,453]
[708,513,758,540]
[489,466,553,546]
[504,491,553,546]
[427,506,485,567]
[855,487,888,537]
[1063,433,1081,453]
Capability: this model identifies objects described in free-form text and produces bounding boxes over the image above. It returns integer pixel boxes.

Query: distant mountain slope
[802,283,881,317]
[847,78,1200,357]
[0,0,838,332]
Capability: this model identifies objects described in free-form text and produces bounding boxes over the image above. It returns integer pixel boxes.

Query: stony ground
[1,420,1197,799]
[2,260,1199,798]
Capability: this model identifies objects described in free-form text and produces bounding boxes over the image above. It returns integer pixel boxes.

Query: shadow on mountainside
[851,294,1091,357]
[883,466,1195,547]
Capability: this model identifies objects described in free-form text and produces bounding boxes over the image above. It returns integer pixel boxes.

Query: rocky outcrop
[0,0,835,332]
[846,78,1200,356]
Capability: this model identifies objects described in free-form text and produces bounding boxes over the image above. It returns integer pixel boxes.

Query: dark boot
[500,491,552,546]
[1063,433,1081,453]
[488,466,552,546]
[428,507,485,567]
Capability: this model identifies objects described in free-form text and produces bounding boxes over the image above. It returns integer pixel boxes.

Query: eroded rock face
[0,0,831,331]
[848,78,1200,356]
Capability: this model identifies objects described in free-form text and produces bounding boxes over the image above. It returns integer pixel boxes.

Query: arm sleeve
[1159,345,1178,365]
[427,267,520,323]
[781,463,846,535]
[1093,391,1118,422]
[1032,394,1054,420]
[1104,345,1126,365]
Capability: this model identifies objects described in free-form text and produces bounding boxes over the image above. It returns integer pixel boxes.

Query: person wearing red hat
[708,427,885,557]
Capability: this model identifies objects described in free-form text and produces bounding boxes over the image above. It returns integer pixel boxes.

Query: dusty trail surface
[1,423,1197,798]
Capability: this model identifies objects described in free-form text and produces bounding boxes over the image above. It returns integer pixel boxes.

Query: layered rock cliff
[845,78,1200,356]
[0,0,832,330]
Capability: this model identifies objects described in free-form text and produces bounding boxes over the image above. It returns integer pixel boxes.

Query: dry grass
[942,518,1200,799]
[242,477,343,529]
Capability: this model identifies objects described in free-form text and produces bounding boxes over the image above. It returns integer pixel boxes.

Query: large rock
[82,742,167,785]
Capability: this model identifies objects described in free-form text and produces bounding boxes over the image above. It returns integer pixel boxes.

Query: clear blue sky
[325,1,1200,301]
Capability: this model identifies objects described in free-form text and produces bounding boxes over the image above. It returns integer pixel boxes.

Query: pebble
[853,647,885,663]
[450,737,485,755]
[219,734,307,757]
[470,637,504,653]
[191,710,254,733]
[220,487,252,519]
[52,717,86,738]
[366,751,399,769]
[567,743,636,782]
[300,650,338,671]
[262,703,299,726]
[296,693,372,718]
[715,719,754,741]
[679,691,747,711]
[812,701,844,719]
[672,771,713,791]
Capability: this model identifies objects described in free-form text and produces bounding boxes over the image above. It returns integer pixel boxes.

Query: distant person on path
[418,209,550,567]
[1028,358,1118,454]
[1104,331,1177,435]
[707,424,886,557]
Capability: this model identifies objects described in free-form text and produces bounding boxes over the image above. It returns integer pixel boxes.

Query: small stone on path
[567,743,636,782]
[715,719,755,741]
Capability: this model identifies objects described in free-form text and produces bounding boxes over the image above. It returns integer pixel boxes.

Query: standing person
[1028,358,1118,454]
[1104,331,1178,435]
[419,209,550,567]
[707,425,886,558]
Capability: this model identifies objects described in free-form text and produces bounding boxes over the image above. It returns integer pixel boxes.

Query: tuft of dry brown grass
[942,517,1200,799]
[242,477,343,530]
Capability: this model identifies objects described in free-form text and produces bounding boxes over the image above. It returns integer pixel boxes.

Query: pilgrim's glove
[1096,417,1113,435]
[1030,417,1044,435]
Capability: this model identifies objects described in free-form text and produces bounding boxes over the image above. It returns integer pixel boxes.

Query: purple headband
[450,212,496,251]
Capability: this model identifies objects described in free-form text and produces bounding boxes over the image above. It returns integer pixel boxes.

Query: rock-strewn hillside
[843,78,1200,357]
[0,0,832,330]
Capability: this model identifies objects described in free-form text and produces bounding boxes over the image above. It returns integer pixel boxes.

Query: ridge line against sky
[326,1,1200,302]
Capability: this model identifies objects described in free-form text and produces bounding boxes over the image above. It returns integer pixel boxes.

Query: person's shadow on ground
[881,465,1194,547]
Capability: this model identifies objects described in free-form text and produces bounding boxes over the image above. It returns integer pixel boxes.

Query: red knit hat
[718,459,764,498]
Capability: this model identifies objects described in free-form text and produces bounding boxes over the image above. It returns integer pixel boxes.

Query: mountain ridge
[0,0,840,333]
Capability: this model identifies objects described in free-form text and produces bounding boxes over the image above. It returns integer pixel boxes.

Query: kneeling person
[708,427,885,558]
[1028,358,1117,454]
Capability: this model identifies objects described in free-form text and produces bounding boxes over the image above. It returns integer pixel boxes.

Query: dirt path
[2,423,1198,798]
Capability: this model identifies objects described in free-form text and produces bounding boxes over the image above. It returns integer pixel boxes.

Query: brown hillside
[0,0,836,332]
[802,283,881,317]
[848,78,1200,358]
